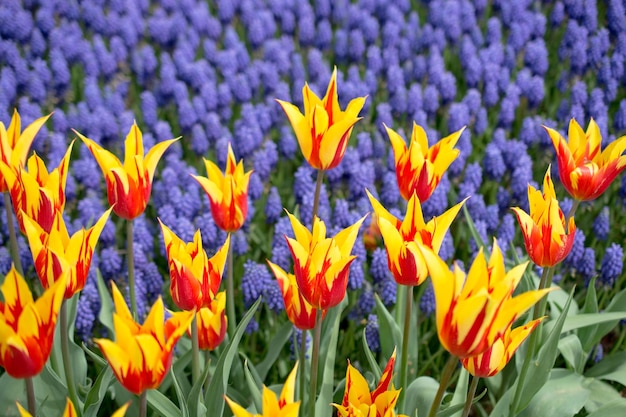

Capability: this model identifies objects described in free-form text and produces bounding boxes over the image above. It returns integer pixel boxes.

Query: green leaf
[188,360,212,417]
[82,367,115,417]
[586,352,626,386]
[518,369,588,417]
[374,294,402,361]
[96,269,115,336]
[82,343,107,368]
[561,312,626,333]
[256,321,293,381]
[204,297,262,416]
[243,357,264,412]
[448,368,469,417]
[147,389,183,417]
[171,365,190,417]
[362,328,382,380]
[578,278,599,352]
[462,205,486,249]
[586,399,626,417]
[403,376,440,417]
[316,298,347,417]
[584,378,626,413]
[587,286,626,348]
[558,334,586,374]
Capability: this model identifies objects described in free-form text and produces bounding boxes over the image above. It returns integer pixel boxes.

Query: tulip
[419,240,553,358]
[267,260,318,330]
[94,282,194,395]
[334,350,408,417]
[367,190,465,286]
[285,212,365,310]
[75,122,177,220]
[387,122,464,202]
[277,67,367,170]
[0,110,51,192]
[546,118,626,201]
[225,363,300,417]
[0,266,65,378]
[193,143,252,232]
[461,318,543,378]
[512,167,576,267]
[194,291,228,351]
[22,208,112,299]
[0,143,73,234]
[160,220,230,310]
[16,398,130,417]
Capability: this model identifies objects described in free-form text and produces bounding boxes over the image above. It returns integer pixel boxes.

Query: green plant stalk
[204,350,212,393]
[26,377,36,416]
[139,390,148,417]
[461,376,480,417]
[299,329,307,407]
[427,355,458,417]
[312,170,324,221]
[509,265,554,415]
[4,193,23,276]
[308,309,323,417]
[60,300,81,416]
[191,313,201,384]
[226,240,236,336]
[565,199,580,230]
[398,285,413,411]
[127,219,138,319]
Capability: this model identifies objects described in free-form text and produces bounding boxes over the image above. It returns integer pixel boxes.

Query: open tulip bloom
[419,240,553,359]
[386,122,464,202]
[267,260,318,330]
[16,398,129,417]
[22,208,112,299]
[0,110,51,192]
[76,122,178,220]
[225,362,300,417]
[285,211,365,310]
[512,167,576,267]
[0,143,73,234]
[94,282,194,395]
[277,67,367,171]
[160,220,230,310]
[193,143,252,232]
[0,266,66,378]
[367,190,466,286]
[546,118,626,201]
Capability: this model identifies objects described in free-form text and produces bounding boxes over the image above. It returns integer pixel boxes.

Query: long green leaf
[204,297,262,416]
[578,278,599,352]
[243,357,264,412]
[147,389,183,417]
[256,321,293,380]
[82,367,115,417]
[188,360,212,417]
[561,312,626,333]
[586,352,626,386]
[96,270,115,336]
[518,369,588,417]
[403,376,440,417]
[586,400,626,417]
[362,328,382,380]
[374,294,402,361]
[171,365,190,417]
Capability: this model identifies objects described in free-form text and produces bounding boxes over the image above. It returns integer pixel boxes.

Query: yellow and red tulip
[461,318,543,378]
[546,118,626,201]
[419,240,553,359]
[267,260,318,330]
[0,143,73,234]
[225,362,300,417]
[285,212,365,310]
[0,266,65,378]
[367,190,465,286]
[193,143,252,232]
[277,67,367,170]
[0,110,51,192]
[22,208,112,299]
[195,291,228,351]
[387,122,464,202]
[75,122,178,220]
[160,220,230,310]
[94,282,194,395]
[17,398,130,417]
[512,167,576,267]
[334,350,408,417]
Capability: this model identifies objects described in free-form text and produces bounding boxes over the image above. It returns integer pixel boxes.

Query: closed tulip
[267,260,318,330]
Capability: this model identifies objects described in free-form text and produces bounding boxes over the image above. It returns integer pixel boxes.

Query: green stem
[127,220,137,319]
[308,309,323,417]
[398,285,413,411]
[26,377,36,416]
[61,300,81,416]
[4,192,23,277]
[299,329,307,407]
[312,170,325,221]
[139,390,148,417]
[427,355,457,417]
[461,376,480,417]
[226,239,236,336]
[203,350,212,394]
[565,199,580,229]
[191,314,201,385]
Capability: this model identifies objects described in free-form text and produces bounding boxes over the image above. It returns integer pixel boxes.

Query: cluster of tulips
[1,65,625,417]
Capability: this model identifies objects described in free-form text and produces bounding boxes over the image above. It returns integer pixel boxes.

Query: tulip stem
[427,355,457,417]
[26,377,36,416]
[461,376,480,417]
[312,170,324,222]
[565,199,580,230]
[127,219,138,319]
[398,285,414,411]
[191,314,201,385]
[308,309,323,417]
[139,390,147,417]
[226,239,236,336]
[4,192,23,277]
[60,300,81,416]
[298,329,307,406]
